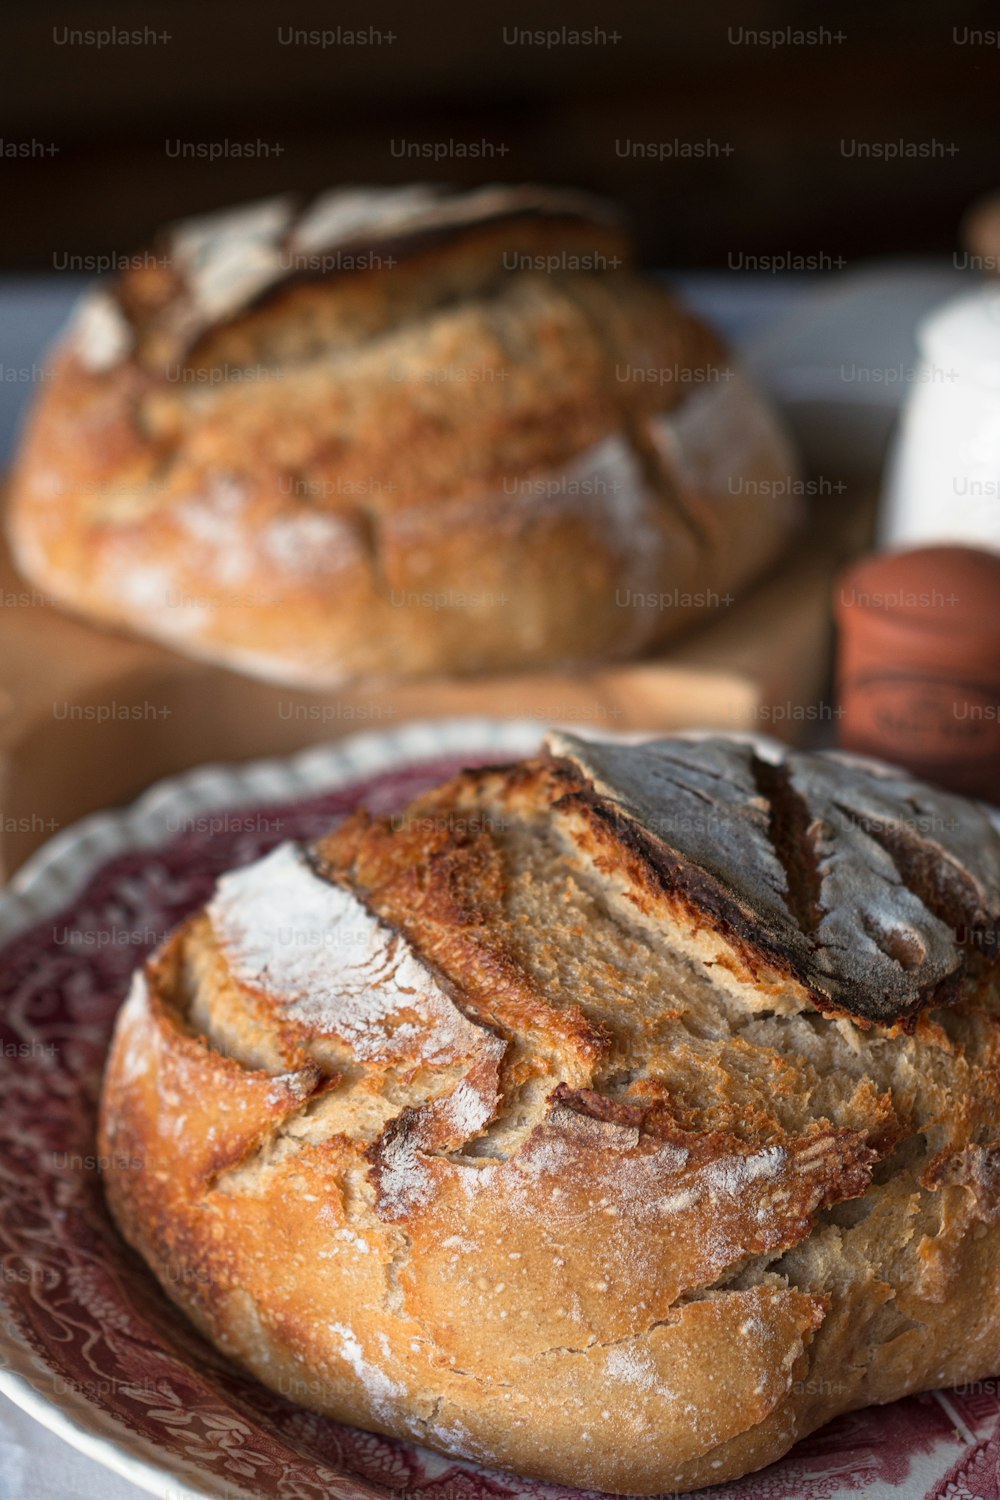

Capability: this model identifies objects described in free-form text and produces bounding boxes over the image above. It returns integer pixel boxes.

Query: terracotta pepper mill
[835,544,1000,803]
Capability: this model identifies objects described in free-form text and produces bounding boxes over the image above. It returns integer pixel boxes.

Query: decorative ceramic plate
[1,718,999,1500]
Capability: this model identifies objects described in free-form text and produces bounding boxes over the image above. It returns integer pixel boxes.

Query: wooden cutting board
[0,491,874,877]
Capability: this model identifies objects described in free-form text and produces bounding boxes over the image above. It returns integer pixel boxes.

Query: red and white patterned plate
[1,718,999,1500]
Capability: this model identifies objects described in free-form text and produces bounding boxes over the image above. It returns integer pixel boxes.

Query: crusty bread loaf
[98,733,1000,1494]
[8,185,799,687]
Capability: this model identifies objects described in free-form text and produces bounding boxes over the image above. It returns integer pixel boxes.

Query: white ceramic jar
[881,288,1000,551]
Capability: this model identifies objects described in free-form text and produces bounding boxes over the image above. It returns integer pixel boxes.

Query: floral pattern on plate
[1,721,999,1500]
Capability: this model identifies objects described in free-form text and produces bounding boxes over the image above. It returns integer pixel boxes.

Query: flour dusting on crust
[73,290,134,371]
[208,842,488,1066]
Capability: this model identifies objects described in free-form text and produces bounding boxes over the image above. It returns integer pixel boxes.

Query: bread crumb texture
[98,735,1000,1493]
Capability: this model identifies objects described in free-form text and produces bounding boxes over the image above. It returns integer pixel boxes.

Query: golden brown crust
[98,735,1000,1493]
[8,185,799,686]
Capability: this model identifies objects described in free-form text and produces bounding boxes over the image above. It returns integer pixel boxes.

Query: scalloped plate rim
[0,716,995,1500]
[0,716,553,1500]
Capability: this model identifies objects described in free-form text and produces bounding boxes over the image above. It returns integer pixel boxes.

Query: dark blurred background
[0,0,998,272]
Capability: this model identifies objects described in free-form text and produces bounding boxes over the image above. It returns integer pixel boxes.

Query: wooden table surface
[0,489,874,877]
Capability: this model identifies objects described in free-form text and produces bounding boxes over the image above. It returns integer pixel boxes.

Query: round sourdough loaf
[99,733,1000,1493]
[8,186,798,686]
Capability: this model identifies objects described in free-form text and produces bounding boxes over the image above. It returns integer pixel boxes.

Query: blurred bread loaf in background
[7,184,799,687]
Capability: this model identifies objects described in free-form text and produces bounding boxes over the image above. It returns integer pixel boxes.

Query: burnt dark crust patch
[543,734,1000,1029]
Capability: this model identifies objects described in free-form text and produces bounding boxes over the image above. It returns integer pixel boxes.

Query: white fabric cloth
[0,1394,150,1499]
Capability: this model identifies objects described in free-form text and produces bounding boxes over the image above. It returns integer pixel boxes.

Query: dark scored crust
[98,735,1000,1494]
[546,732,1000,1026]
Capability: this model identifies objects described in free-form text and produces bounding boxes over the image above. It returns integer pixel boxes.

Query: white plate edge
[0,1364,213,1500]
[2,715,995,1497]
[0,717,547,942]
[0,716,550,1500]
